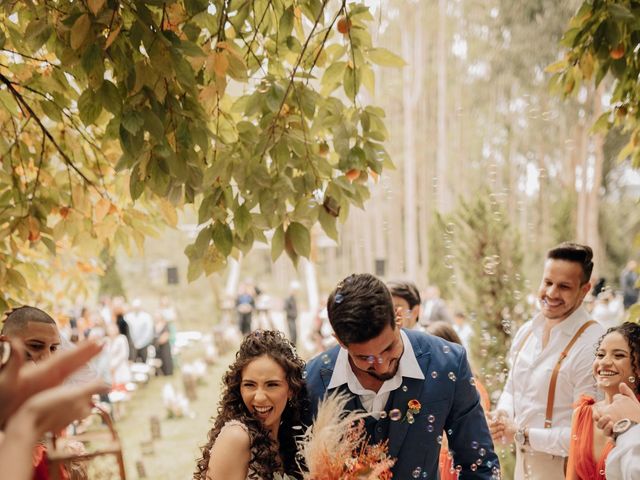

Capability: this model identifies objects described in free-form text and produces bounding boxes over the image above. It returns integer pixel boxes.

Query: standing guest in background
[112,297,135,362]
[236,283,256,336]
[284,281,300,345]
[592,289,624,329]
[155,313,174,376]
[620,260,639,309]
[107,323,131,389]
[419,285,452,327]
[452,311,473,350]
[387,280,422,330]
[306,273,499,479]
[566,322,640,479]
[125,299,155,363]
[159,296,178,351]
[489,242,604,480]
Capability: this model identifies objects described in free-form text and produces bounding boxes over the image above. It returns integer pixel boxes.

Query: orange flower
[408,399,421,413]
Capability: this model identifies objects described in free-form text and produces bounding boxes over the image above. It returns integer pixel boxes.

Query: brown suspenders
[511,320,597,429]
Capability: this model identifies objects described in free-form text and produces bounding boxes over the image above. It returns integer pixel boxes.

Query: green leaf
[234,204,251,239]
[271,225,285,261]
[142,109,165,140]
[321,61,346,92]
[70,14,91,50]
[122,110,145,135]
[286,222,310,257]
[99,80,121,114]
[608,4,635,22]
[318,207,338,241]
[41,236,56,255]
[187,258,204,282]
[278,6,294,39]
[212,221,233,256]
[39,100,62,122]
[343,65,360,100]
[77,88,102,125]
[367,47,405,67]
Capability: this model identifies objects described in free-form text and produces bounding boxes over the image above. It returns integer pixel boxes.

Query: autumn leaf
[70,14,91,50]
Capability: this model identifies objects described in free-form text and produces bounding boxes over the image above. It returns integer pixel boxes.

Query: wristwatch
[514,427,529,446]
[612,418,638,441]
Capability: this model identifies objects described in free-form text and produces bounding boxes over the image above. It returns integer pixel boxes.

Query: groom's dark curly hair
[194,330,308,479]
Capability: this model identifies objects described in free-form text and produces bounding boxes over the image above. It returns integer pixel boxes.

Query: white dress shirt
[605,424,640,480]
[328,330,425,419]
[497,306,604,456]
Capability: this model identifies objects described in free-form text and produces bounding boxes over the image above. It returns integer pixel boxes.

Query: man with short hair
[306,273,499,479]
[387,280,422,330]
[124,299,154,362]
[489,242,605,480]
[419,285,452,326]
[1,306,60,363]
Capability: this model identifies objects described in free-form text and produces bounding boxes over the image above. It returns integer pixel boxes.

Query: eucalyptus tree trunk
[436,0,449,213]
[401,2,425,281]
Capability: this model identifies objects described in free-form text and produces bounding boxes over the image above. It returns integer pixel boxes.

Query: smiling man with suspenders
[488,242,605,480]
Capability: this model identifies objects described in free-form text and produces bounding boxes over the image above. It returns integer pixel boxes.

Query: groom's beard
[363,357,400,381]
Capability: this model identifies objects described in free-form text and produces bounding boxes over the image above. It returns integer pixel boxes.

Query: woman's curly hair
[598,322,640,394]
[194,330,309,479]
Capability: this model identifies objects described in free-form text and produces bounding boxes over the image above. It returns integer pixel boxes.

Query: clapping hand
[487,409,518,445]
[593,382,640,438]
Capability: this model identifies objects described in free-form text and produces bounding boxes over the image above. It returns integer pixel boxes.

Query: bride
[194,330,308,480]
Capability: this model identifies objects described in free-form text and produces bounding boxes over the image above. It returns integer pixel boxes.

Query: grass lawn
[114,351,233,480]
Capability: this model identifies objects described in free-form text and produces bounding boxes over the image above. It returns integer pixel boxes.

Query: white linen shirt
[496,306,604,456]
[328,330,425,419]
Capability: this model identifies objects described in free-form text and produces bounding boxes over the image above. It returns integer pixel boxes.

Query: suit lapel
[387,338,431,458]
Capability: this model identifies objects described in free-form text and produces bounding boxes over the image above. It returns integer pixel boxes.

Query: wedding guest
[305,273,499,479]
[387,280,422,330]
[106,323,131,389]
[194,330,308,480]
[0,338,107,480]
[0,306,60,362]
[489,243,604,480]
[566,322,640,479]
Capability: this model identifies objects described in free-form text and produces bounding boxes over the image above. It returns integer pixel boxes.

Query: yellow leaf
[545,60,567,74]
[214,51,229,78]
[158,199,178,227]
[94,197,111,222]
[70,14,91,51]
[88,0,106,16]
[104,23,122,50]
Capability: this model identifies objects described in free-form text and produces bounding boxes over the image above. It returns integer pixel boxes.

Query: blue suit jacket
[305,329,499,479]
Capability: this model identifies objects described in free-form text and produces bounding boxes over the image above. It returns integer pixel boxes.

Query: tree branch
[260,0,330,160]
[0,73,102,195]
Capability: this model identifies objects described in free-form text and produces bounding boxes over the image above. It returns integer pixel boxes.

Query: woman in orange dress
[426,321,491,480]
[566,322,640,480]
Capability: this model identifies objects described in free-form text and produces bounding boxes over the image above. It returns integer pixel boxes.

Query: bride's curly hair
[600,322,640,394]
[194,330,309,479]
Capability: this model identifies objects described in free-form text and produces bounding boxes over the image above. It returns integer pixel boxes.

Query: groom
[305,273,499,479]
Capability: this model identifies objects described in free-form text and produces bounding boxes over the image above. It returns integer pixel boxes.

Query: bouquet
[290,391,395,480]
